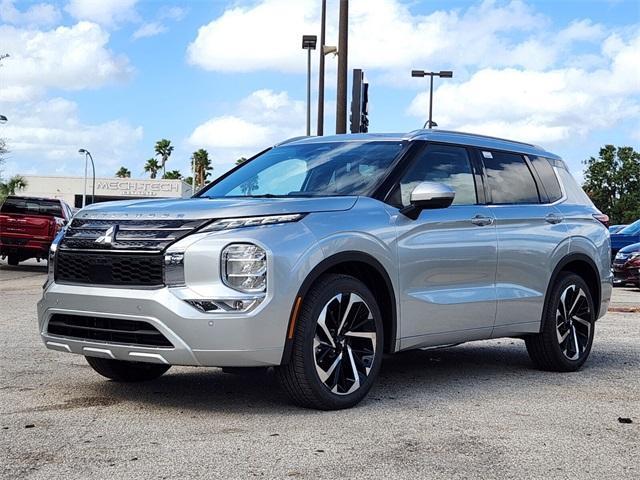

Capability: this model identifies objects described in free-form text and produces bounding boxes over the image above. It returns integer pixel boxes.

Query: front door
[389,143,498,350]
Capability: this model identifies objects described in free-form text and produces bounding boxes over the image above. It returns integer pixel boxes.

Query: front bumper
[613,265,640,284]
[38,282,287,367]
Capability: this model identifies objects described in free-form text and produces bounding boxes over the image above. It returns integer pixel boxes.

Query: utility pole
[317,0,327,136]
[335,0,349,134]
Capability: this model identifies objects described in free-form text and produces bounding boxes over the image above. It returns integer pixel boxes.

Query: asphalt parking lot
[1,259,638,479]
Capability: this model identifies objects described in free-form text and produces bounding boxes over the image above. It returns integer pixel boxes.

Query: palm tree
[115,166,131,178]
[0,175,27,198]
[144,158,161,179]
[191,149,213,189]
[154,139,174,176]
[163,170,182,180]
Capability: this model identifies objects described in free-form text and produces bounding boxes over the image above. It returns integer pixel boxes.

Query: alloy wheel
[313,292,377,395]
[555,284,592,361]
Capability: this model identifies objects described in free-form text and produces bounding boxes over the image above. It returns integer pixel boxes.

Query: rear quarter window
[530,156,563,202]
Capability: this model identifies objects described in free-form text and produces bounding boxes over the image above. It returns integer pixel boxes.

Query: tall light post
[317,0,327,136]
[335,0,349,134]
[302,35,317,136]
[411,70,453,129]
[78,149,95,207]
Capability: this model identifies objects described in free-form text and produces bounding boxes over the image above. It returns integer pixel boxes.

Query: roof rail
[407,129,540,149]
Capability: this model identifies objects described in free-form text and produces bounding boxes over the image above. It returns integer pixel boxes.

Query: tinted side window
[530,156,563,202]
[389,144,477,207]
[0,198,64,217]
[482,151,540,204]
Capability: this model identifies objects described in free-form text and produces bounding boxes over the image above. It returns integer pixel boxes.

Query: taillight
[593,213,609,227]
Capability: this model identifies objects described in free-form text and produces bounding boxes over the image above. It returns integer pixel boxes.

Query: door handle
[471,215,494,226]
[545,213,564,224]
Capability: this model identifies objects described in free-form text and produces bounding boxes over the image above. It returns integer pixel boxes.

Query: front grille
[60,218,207,252]
[55,251,164,286]
[47,314,173,348]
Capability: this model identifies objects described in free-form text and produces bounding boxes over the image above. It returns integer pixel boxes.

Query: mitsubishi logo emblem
[95,225,118,245]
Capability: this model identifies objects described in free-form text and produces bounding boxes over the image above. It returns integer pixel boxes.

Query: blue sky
[0,0,639,181]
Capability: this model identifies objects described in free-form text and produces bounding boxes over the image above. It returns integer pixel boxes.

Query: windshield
[619,219,640,235]
[199,141,405,198]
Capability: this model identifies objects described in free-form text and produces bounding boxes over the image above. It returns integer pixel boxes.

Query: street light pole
[336,0,349,134]
[302,35,317,137]
[78,149,95,206]
[411,70,453,129]
[317,0,326,136]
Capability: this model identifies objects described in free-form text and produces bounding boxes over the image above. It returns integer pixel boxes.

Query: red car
[612,241,640,287]
[0,196,73,266]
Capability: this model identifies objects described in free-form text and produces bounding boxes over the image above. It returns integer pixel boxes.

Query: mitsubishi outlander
[38,130,612,410]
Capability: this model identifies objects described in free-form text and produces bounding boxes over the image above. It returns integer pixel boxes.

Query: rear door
[478,150,569,335]
[390,143,498,349]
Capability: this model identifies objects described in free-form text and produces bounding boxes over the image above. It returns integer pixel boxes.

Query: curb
[608,306,640,313]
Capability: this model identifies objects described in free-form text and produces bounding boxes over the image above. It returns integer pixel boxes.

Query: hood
[76,196,358,220]
[619,242,640,254]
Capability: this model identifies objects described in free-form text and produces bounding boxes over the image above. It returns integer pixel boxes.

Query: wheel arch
[542,253,602,332]
[280,251,398,365]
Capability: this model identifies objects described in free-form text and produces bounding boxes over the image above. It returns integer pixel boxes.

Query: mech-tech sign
[96,180,180,197]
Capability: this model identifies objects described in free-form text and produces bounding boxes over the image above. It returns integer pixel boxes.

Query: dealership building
[19,175,194,208]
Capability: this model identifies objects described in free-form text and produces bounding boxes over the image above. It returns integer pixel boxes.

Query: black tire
[85,356,170,382]
[7,255,19,266]
[276,274,384,410]
[526,272,595,372]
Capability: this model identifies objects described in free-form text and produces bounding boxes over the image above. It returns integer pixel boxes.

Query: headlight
[222,243,267,293]
[200,214,305,232]
[44,229,65,289]
[630,252,640,261]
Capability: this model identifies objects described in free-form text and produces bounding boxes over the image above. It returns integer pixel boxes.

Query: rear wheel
[85,356,170,382]
[526,272,595,371]
[276,274,383,410]
[7,255,19,266]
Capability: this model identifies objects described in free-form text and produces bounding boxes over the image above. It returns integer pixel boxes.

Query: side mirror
[400,181,455,220]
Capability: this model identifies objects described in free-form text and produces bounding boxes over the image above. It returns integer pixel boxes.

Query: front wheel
[526,272,595,372]
[276,274,383,410]
[85,356,171,382]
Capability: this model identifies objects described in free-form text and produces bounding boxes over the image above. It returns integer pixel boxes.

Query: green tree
[0,175,27,199]
[154,139,174,176]
[184,176,193,186]
[583,145,640,224]
[191,149,213,189]
[163,170,183,180]
[115,166,131,178]
[144,158,161,179]
[235,157,248,165]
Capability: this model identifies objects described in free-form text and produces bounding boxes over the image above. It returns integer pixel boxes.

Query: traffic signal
[350,69,369,133]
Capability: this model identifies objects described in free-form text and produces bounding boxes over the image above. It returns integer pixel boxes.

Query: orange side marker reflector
[288,296,303,339]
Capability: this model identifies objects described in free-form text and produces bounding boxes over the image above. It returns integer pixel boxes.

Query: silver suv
[38,130,612,410]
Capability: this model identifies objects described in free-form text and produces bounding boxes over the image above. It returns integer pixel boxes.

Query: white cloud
[187,90,305,171]
[407,32,640,144]
[131,5,187,40]
[186,0,561,74]
[0,21,132,103]
[0,0,61,26]
[65,0,138,26]
[1,98,143,177]
[132,22,167,39]
[187,0,318,72]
